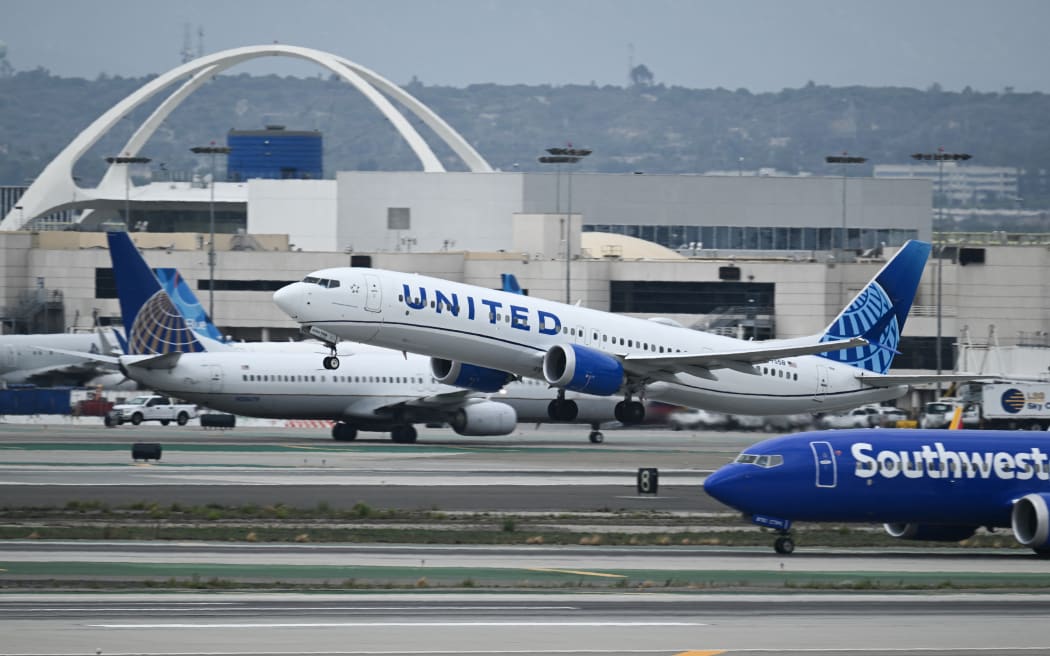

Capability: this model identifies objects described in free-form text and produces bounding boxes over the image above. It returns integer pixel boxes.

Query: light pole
[105,155,151,228]
[824,153,867,258]
[910,150,972,388]
[190,144,231,322]
[539,146,591,303]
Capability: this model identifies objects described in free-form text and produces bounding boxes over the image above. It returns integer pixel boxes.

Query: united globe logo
[128,291,205,354]
[1001,388,1026,414]
[819,282,898,374]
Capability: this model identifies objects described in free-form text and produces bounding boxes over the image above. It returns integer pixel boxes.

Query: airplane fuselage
[276,268,906,415]
[122,349,622,426]
[706,429,1050,528]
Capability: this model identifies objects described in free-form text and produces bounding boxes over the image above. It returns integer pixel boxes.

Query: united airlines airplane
[86,232,629,443]
[705,428,1050,556]
[274,241,956,423]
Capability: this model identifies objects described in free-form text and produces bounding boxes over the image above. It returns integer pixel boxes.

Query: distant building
[227,126,323,181]
[874,163,1020,206]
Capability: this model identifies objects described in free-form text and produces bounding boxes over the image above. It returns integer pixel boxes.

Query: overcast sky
[2,0,1047,92]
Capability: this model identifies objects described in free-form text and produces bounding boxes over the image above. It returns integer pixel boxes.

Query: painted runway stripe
[529,567,627,578]
[21,605,578,613]
[92,621,706,628]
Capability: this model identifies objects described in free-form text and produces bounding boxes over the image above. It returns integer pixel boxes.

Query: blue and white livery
[705,428,1050,555]
[274,241,960,423]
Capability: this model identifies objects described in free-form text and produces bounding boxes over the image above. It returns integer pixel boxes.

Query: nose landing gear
[773,532,796,555]
[322,355,340,370]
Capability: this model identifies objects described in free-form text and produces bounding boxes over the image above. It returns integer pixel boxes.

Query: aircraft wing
[622,336,869,376]
[32,346,119,366]
[856,373,996,388]
[13,363,108,387]
[122,352,184,370]
[340,389,478,419]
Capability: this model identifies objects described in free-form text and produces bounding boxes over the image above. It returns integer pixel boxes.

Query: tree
[630,64,654,88]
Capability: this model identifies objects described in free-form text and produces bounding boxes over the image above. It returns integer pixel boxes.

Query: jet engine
[542,344,624,396]
[883,523,978,542]
[449,401,517,436]
[1011,493,1050,553]
[431,358,515,393]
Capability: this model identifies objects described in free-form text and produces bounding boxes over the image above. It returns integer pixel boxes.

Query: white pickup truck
[105,394,198,427]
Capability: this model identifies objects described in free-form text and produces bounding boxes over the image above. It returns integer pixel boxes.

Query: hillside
[1,70,1048,206]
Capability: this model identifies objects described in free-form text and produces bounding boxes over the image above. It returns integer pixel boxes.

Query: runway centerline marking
[92,621,705,629]
[528,567,627,578]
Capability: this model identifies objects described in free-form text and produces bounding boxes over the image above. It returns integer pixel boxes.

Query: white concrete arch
[2,44,492,231]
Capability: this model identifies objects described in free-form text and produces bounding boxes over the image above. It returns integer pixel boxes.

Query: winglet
[819,240,932,374]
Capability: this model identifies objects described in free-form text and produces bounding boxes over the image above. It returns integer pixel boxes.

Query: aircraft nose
[703,465,749,510]
[273,283,303,320]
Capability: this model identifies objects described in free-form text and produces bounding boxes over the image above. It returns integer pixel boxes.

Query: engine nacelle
[1011,493,1050,550]
[449,401,517,436]
[542,344,624,396]
[883,523,978,542]
[431,358,514,393]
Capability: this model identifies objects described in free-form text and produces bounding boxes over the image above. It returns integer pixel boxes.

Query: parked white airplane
[274,241,966,423]
[0,330,121,387]
[82,232,629,442]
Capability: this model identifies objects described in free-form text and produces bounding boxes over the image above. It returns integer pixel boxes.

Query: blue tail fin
[818,240,932,374]
[501,273,524,295]
[106,231,208,355]
[154,268,226,343]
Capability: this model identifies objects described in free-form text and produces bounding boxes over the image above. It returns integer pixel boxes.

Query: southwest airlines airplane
[274,240,954,424]
[705,428,1050,556]
[87,232,629,443]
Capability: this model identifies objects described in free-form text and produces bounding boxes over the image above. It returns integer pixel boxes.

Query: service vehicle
[919,398,980,429]
[105,394,197,427]
[959,382,1050,430]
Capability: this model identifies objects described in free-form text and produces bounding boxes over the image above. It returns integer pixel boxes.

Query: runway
[1,592,1047,655]
[2,421,1047,655]
[0,422,734,511]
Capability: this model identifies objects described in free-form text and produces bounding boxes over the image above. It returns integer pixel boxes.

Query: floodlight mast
[539,147,592,303]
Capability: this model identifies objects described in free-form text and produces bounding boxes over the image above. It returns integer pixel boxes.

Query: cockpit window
[301,276,340,289]
[733,452,783,468]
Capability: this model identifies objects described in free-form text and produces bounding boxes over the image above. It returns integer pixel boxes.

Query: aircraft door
[814,365,829,402]
[810,440,837,488]
[206,365,223,393]
[573,325,590,346]
[364,274,382,313]
[2,345,13,369]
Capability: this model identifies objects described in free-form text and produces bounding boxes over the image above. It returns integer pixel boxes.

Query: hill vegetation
[1,69,1048,206]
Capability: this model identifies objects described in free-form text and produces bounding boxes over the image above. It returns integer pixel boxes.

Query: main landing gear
[331,423,358,441]
[547,388,578,422]
[391,425,418,443]
[614,397,646,425]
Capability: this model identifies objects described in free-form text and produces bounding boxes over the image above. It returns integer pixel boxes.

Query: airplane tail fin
[501,273,524,295]
[154,268,227,343]
[106,231,209,355]
[818,240,932,374]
